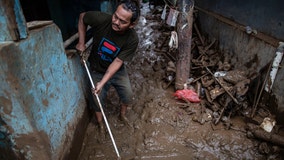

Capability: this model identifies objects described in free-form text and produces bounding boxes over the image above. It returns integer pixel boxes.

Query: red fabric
[173,89,201,103]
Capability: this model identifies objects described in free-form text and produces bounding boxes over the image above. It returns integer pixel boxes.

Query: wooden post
[175,0,194,90]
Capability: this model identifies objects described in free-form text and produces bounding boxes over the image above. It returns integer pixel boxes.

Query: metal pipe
[82,60,121,159]
[205,67,239,104]
[63,33,78,48]
[265,42,284,92]
[63,26,91,49]
[251,61,272,118]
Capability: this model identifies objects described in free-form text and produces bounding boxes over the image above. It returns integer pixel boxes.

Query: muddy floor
[77,3,282,160]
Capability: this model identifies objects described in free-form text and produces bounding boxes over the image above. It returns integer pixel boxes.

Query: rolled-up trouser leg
[90,65,133,112]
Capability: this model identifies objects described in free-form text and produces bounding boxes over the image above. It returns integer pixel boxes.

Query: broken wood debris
[154,8,254,123]
[247,123,284,148]
[145,4,284,153]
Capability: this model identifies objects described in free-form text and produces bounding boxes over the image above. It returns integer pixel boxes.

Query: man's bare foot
[119,114,131,127]
[98,121,106,143]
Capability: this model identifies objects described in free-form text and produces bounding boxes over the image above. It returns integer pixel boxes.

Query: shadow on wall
[59,0,117,40]
[195,0,284,41]
[0,117,19,160]
[20,0,118,40]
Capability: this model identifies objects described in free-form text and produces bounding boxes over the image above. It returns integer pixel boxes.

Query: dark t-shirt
[83,11,139,73]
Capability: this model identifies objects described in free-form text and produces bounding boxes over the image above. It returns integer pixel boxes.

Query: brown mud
[77,3,282,160]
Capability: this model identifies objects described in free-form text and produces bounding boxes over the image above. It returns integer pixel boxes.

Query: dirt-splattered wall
[0,19,88,160]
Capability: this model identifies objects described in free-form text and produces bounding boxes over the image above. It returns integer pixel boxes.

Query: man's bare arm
[95,58,124,93]
[76,12,87,52]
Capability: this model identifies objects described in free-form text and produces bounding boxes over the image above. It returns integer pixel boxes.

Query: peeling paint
[1,23,87,159]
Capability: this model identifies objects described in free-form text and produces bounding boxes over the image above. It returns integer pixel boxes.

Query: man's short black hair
[119,0,140,23]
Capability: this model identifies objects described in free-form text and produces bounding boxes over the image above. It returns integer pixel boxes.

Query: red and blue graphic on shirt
[98,38,120,62]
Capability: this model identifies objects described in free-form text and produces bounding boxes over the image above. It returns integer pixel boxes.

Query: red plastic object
[173,89,201,103]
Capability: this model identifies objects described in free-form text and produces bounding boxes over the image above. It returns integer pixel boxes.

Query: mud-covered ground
[77,3,281,160]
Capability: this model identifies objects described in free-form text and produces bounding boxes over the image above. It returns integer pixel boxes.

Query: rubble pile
[189,39,252,125]
[152,9,255,124]
[148,5,284,151]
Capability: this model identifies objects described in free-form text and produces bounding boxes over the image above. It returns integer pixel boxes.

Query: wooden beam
[175,0,194,90]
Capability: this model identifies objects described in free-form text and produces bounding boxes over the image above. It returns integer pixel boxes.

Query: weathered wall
[45,0,101,40]
[195,1,284,122]
[196,0,284,41]
[0,0,28,41]
[0,18,88,160]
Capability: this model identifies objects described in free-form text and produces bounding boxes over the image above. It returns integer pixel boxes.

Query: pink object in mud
[173,89,201,103]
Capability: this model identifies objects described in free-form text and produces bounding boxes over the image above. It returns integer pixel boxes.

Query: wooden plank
[175,0,194,90]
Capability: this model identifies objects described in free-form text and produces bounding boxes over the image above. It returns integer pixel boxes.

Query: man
[76,0,140,135]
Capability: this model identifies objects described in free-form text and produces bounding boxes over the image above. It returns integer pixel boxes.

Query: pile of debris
[190,39,252,124]
[148,4,284,152]
[155,10,255,125]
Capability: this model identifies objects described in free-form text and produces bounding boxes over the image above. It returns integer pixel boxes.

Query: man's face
[112,4,134,33]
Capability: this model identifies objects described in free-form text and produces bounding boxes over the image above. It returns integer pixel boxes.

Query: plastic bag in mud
[173,89,201,103]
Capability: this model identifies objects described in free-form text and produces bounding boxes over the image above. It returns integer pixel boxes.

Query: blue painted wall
[0,2,88,157]
[0,23,88,159]
[0,0,28,41]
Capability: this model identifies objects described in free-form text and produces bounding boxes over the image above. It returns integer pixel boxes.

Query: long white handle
[82,59,121,159]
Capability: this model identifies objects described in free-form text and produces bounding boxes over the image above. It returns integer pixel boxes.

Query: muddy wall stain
[0,22,88,159]
[0,96,12,114]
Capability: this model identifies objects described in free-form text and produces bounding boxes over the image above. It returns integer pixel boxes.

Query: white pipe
[82,59,121,159]
[63,26,91,48]
[265,42,284,92]
[63,33,78,48]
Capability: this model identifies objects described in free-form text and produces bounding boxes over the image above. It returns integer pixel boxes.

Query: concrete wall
[0,23,89,159]
[46,0,101,40]
[0,0,28,41]
[0,5,89,159]
[196,0,284,41]
[195,1,284,122]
